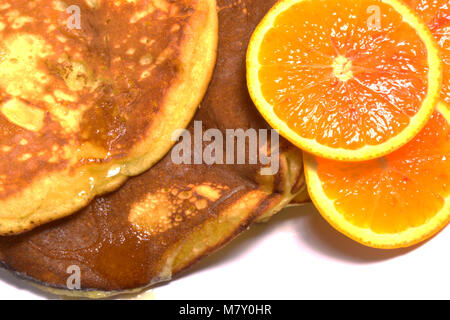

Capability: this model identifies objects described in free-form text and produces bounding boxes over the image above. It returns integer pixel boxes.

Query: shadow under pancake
[0,268,59,300]
[181,205,416,278]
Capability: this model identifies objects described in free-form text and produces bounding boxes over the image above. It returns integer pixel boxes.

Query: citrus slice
[247,0,442,161]
[304,103,450,248]
[406,0,450,108]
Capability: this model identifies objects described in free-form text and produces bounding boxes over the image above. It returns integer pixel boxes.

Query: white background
[0,203,449,300]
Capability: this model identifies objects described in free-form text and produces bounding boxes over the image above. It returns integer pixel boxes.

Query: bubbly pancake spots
[129,191,175,235]
[1,98,45,132]
[151,0,171,12]
[192,184,222,201]
[85,0,101,9]
[0,0,197,155]
[129,183,228,235]
[0,34,52,100]
[18,153,32,161]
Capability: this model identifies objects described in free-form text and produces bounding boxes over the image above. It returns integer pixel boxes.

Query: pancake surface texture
[0,0,218,234]
[0,0,306,297]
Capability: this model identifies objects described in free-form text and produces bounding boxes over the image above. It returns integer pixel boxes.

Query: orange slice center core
[332,55,353,82]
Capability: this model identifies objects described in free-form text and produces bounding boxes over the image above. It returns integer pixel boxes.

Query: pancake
[0,0,218,234]
[0,0,306,297]
[291,188,310,205]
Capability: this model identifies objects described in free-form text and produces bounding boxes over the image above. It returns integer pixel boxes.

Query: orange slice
[406,0,449,108]
[247,0,442,161]
[304,103,450,248]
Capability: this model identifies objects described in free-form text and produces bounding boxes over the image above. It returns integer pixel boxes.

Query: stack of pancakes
[0,0,308,297]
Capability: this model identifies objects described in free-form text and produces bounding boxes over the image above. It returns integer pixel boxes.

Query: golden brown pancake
[0,0,306,297]
[291,188,310,205]
[0,0,218,234]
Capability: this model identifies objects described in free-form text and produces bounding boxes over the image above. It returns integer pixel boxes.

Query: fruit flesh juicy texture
[252,0,440,159]
[407,0,449,107]
[306,104,449,247]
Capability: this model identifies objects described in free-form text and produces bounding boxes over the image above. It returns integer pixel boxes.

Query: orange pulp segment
[304,103,450,248]
[247,0,442,161]
[406,0,450,108]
